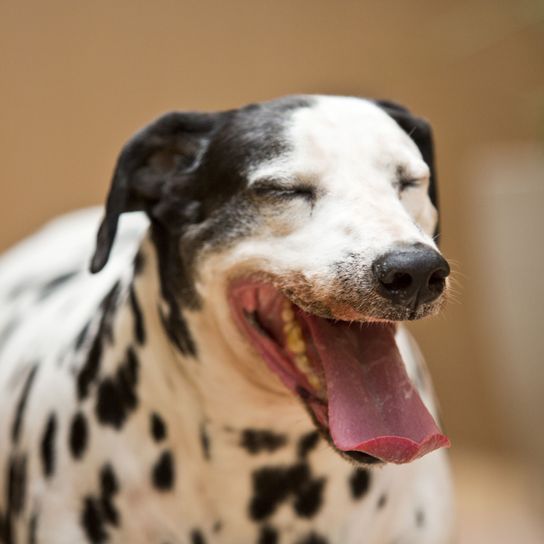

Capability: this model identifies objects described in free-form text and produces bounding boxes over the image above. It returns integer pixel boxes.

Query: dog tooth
[295,354,310,371]
[281,305,295,322]
[307,374,321,390]
[287,332,305,355]
[283,321,295,335]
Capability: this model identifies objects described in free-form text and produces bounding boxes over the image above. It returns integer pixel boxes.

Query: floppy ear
[375,100,440,241]
[90,111,219,273]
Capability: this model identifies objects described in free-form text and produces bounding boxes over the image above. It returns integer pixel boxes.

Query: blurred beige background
[1,1,543,541]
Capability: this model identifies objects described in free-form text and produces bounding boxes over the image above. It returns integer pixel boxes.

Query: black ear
[375,100,440,241]
[90,111,219,273]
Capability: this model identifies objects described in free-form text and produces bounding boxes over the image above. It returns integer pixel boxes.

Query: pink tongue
[305,318,450,464]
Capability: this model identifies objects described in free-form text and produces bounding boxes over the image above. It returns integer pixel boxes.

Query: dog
[0,95,455,544]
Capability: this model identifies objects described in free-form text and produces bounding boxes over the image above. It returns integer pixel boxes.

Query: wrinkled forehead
[238,95,429,185]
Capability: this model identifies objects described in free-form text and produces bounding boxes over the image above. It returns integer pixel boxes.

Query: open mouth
[229,279,450,464]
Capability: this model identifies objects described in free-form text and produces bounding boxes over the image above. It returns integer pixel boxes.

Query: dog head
[92,95,450,464]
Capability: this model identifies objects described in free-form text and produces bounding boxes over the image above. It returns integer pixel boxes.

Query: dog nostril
[381,271,413,291]
[428,269,447,293]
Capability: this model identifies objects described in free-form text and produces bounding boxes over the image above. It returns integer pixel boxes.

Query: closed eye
[250,180,316,201]
[398,178,421,192]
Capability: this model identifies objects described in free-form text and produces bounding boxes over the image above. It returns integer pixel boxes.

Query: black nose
[372,244,450,305]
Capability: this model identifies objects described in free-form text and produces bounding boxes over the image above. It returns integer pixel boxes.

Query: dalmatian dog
[0,95,455,544]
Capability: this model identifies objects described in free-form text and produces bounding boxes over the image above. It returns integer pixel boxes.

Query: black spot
[249,462,321,521]
[69,411,89,460]
[77,335,103,400]
[133,250,145,275]
[152,450,175,491]
[212,520,222,533]
[0,509,11,544]
[297,431,319,459]
[240,429,287,455]
[293,477,326,518]
[100,465,118,497]
[377,493,387,509]
[129,286,146,345]
[1,454,27,542]
[98,281,122,344]
[296,533,328,544]
[100,464,120,527]
[258,526,278,544]
[150,412,167,442]
[349,468,371,500]
[77,282,121,401]
[7,454,27,516]
[415,509,425,528]
[116,347,139,411]
[158,302,196,357]
[81,496,107,543]
[95,347,139,429]
[40,413,57,478]
[200,424,211,461]
[11,365,38,444]
[250,467,294,520]
[75,321,92,350]
[29,511,39,544]
[37,271,78,300]
[191,529,206,544]
[95,378,123,428]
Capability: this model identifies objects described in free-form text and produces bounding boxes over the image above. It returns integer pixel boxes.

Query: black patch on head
[11,365,38,444]
[152,450,175,491]
[296,533,328,544]
[240,429,287,455]
[191,529,206,544]
[95,346,139,429]
[128,285,146,345]
[297,431,320,459]
[77,281,122,400]
[258,525,278,544]
[37,271,79,301]
[415,509,425,528]
[40,413,57,478]
[349,468,371,500]
[100,464,120,527]
[81,496,107,543]
[377,493,387,509]
[150,412,167,443]
[249,462,324,521]
[69,411,89,460]
[90,98,313,350]
[199,423,211,461]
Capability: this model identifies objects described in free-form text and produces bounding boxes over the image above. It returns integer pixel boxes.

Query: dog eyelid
[399,178,421,190]
[250,179,316,200]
